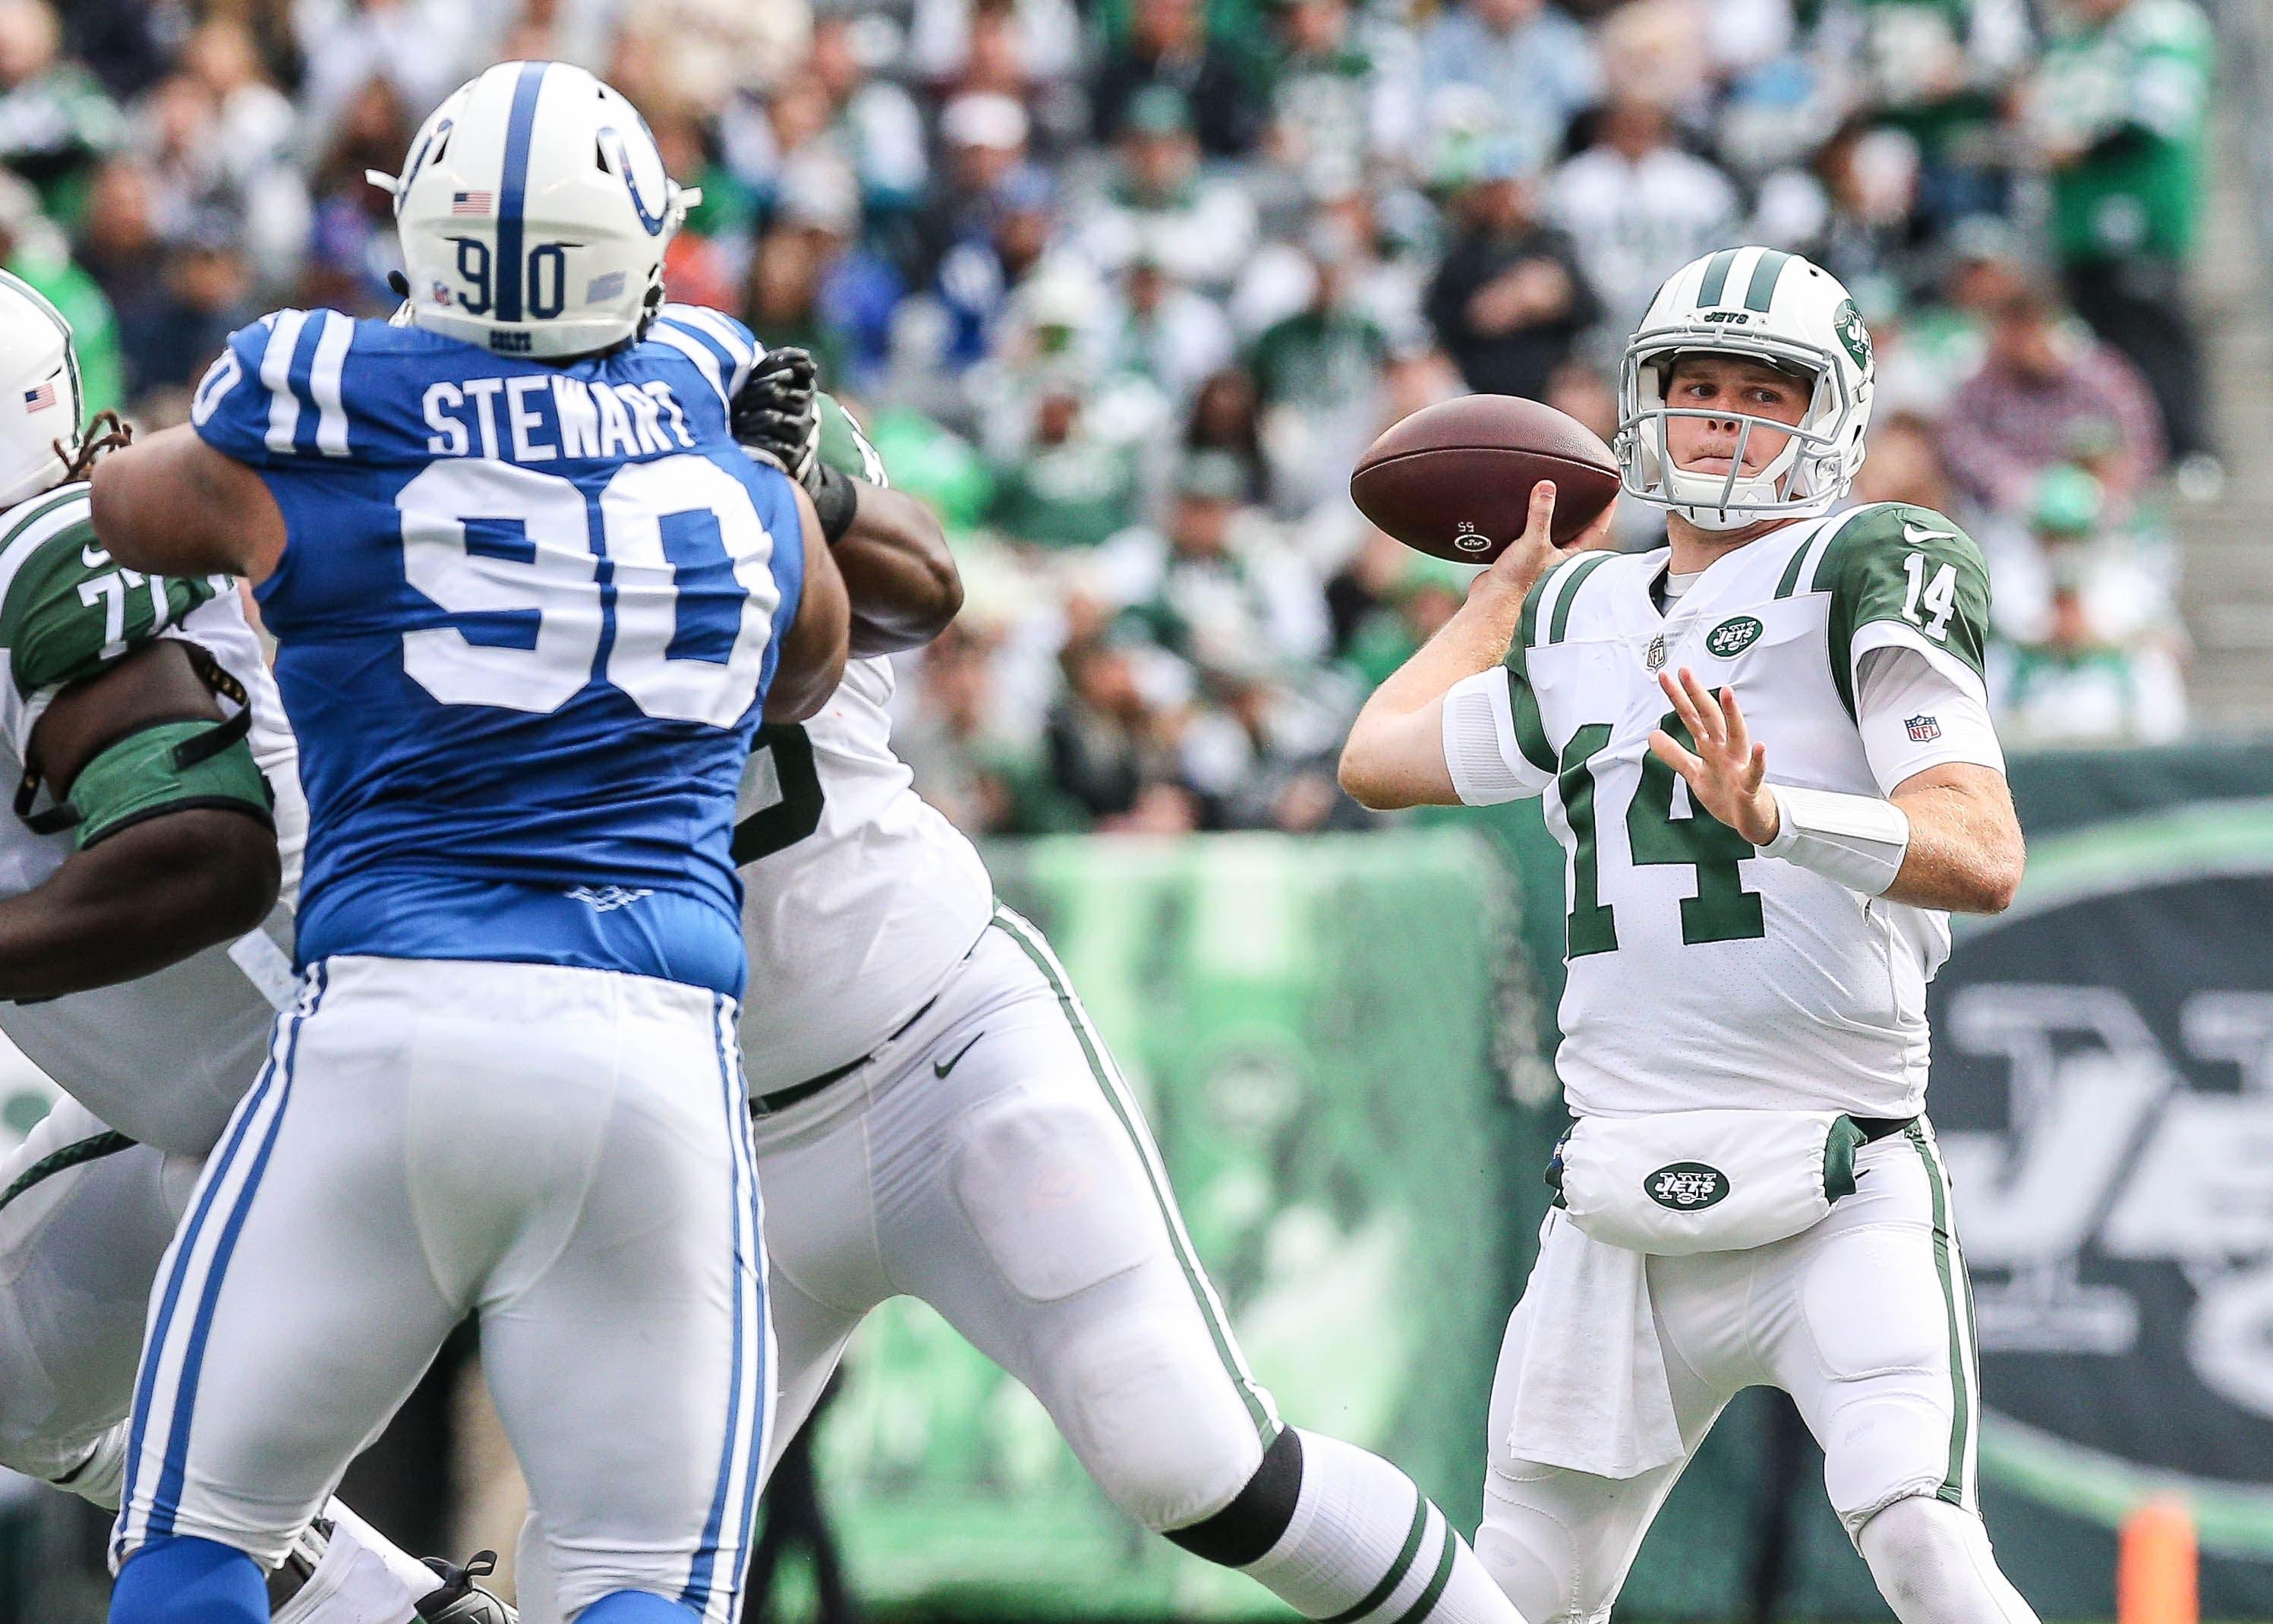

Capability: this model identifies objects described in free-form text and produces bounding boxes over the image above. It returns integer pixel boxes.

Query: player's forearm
[0,811,279,1000]
[834,483,963,657]
[1881,777,2025,913]
[1339,578,1524,809]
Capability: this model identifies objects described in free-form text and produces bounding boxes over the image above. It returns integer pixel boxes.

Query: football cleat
[417,1550,517,1623]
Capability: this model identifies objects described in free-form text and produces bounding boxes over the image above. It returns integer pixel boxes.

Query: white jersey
[734,656,995,1090]
[0,484,303,1155]
[1442,503,2002,1121]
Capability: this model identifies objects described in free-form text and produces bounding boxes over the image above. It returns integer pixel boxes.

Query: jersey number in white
[397,455,780,727]
[1900,552,1959,642]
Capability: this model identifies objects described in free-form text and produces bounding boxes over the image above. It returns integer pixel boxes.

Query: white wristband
[1759,785,1911,897]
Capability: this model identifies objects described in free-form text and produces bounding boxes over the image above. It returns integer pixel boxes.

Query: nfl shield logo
[1906,714,1941,742]
[1646,634,1667,672]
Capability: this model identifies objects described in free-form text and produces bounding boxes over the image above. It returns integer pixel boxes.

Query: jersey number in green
[732,724,825,862]
[1561,709,1766,958]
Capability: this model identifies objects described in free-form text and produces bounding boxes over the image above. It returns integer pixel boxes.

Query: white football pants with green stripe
[522,907,1518,1624]
[1479,1124,2039,1624]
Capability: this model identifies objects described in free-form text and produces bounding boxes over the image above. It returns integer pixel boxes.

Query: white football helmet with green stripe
[1616,247,1874,531]
[0,269,82,511]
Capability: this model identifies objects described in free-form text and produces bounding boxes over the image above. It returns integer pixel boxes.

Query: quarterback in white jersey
[1341,250,2039,1624]
[515,354,1524,1624]
[0,276,506,1619]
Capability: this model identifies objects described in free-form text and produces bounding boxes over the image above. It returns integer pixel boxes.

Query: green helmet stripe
[1743,249,1792,313]
[1695,248,1740,307]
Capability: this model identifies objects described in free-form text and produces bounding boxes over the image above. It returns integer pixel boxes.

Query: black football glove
[732,345,821,487]
[730,345,858,543]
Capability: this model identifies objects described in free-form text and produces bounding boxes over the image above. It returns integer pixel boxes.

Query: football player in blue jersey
[87,62,848,1624]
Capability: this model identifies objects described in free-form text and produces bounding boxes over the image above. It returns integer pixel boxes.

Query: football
[1350,395,1621,564]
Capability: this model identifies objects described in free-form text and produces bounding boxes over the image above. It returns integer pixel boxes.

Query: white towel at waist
[1507,1208,1685,1479]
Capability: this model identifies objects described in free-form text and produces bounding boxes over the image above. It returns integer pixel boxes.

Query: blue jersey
[191,304,803,998]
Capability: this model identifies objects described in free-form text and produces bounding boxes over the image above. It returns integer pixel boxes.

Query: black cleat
[417,1550,517,1623]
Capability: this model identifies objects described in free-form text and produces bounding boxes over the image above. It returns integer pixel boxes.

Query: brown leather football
[1351,395,1621,563]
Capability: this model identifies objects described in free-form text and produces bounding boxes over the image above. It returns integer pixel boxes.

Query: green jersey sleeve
[0,494,222,705]
[1813,503,1992,717]
[817,391,889,487]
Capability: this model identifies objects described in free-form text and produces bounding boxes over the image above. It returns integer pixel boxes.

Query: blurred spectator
[1102,451,1330,672]
[2027,0,2215,477]
[1547,93,1742,342]
[0,167,121,412]
[1044,630,1196,828]
[931,162,1057,371]
[1090,0,1259,158]
[911,0,1084,107]
[1994,465,2187,743]
[1426,159,1597,401]
[299,74,415,318]
[1418,0,1598,172]
[1252,217,1392,512]
[1073,86,1257,292]
[1817,0,2032,227]
[1261,0,1420,186]
[914,92,1034,286]
[1940,281,2162,518]
[987,377,1144,550]
[295,0,481,153]
[0,0,121,226]
[1184,367,1270,502]
[1105,244,1234,408]
[810,14,928,218]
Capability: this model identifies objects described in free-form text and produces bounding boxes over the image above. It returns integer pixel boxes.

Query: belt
[749,993,941,1119]
[1854,1115,1918,1143]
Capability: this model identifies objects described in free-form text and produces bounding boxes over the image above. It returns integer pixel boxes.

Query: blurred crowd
[17,0,2219,834]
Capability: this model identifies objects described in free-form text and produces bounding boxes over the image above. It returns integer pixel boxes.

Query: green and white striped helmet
[0,269,80,510]
[1616,247,1874,531]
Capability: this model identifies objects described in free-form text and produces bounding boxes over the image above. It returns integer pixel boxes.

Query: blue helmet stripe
[494,61,550,325]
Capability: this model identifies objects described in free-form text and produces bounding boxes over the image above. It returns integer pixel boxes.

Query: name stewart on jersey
[418,373,701,465]
[189,301,803,998]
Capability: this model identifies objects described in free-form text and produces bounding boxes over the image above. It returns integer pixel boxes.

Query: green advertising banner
[809,830,1536,1619]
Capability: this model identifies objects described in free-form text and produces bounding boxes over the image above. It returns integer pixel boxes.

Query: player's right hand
[730,345,821,491]
[1482,480,1613,604]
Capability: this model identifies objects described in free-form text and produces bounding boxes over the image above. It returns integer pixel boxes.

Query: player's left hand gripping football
[730,345,821,487]
[1649,667,1780,846]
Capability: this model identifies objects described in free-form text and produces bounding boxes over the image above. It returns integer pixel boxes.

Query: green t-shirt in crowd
[2038,0,2214,262]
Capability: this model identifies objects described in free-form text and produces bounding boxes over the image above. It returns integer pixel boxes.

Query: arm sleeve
[1854,644,2006,794]
[1440,666,1556,806]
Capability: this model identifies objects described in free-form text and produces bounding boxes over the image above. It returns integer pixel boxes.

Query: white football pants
[112,956,772,1623]
[515,907,1279,1620]
[1478,1124,1992,1623]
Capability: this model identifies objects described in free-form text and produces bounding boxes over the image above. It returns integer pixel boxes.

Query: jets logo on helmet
[1615,247,1874,531]
[367,62,702,360]
[0,269,83,510]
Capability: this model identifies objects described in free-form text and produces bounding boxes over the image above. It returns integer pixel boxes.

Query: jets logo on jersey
[1706,616,1763,658]
[1648,1162,1729,1210]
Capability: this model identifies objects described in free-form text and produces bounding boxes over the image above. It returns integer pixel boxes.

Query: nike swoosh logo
[934,1033,984,1079]
[1901,522,1956,547]
[80,544,109,567]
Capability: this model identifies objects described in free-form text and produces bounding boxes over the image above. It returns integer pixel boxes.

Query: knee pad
[1166,1427,1304,1566]
[947,1086,1162,1302]
[1477,1465,1631,1624]
[1858,1494,2039,1624]
[1058,1311,1265,1531]
[111,1535,267,1624]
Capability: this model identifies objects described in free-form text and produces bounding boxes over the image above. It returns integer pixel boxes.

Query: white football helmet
[369,61,701,360]
[1616,248,1874,531]
[0,270,82,509]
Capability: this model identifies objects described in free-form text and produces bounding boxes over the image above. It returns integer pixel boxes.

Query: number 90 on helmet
[1616,248,1874,531]
[368,61,701,361]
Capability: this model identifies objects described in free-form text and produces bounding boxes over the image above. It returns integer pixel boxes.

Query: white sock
[270,1500,450,1623]
[271,1512,421,1624]
[1242,1430,1526,1623]
[1859,1496,2041,1624]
